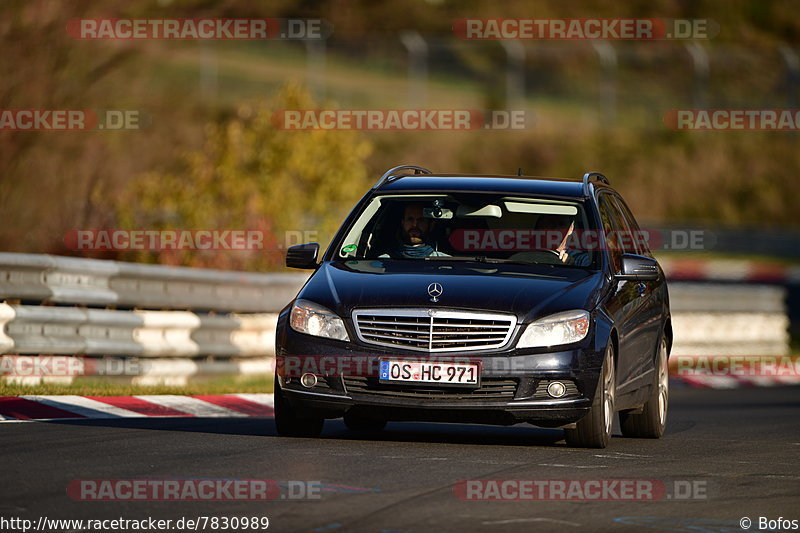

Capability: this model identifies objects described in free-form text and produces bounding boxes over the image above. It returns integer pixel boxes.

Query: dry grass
[0,376,273,397]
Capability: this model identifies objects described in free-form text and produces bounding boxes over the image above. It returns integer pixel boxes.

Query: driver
[535,214,590,266]
[385,203,450,259]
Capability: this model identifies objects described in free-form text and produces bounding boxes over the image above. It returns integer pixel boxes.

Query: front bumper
[276,317,606,427]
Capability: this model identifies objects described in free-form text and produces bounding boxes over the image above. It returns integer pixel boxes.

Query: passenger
[535,214,590,266]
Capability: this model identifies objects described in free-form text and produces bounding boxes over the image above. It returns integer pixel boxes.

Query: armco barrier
[0,304,279,358]
[659,257,796,357]
[668,283,789,357]
[0,252,308,312]
[0,253,306,385]
[0,253,793,384]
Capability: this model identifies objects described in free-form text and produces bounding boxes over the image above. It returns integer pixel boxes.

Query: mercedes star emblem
[427,282,443,302]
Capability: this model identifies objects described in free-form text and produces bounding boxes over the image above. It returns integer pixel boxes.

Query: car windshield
[333,194,598,268]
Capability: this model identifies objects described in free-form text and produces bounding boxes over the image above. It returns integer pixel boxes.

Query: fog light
[547,381,566,398]
[300,373,318,388]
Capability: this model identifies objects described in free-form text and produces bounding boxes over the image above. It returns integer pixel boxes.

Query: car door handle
[637,282,647,296]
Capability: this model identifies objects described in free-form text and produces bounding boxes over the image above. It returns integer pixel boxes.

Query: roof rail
[373,165,432,189]
[582,171,609,195]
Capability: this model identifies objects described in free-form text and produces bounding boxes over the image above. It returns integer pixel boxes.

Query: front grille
[352,309,516,352]
[343,376,517,401]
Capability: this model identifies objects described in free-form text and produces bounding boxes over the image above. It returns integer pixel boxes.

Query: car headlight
[517,310,590,348]
[290,299,350,341]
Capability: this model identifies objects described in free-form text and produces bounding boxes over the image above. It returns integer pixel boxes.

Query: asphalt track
[1,384,799,533]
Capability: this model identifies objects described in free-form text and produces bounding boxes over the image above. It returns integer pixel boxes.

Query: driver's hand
[557,248,569,263]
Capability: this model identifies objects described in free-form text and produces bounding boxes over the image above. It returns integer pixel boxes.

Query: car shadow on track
[326,420,568,447]
[39,417,571,447]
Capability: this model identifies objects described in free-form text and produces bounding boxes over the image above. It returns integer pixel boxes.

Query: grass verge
[0,376,273,397]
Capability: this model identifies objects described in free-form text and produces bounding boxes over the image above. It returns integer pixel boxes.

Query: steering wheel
[508,250,565,265]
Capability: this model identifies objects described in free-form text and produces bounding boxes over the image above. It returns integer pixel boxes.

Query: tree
[117,84,373,271]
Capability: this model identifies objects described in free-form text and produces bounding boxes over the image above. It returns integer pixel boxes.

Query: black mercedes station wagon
[275,166,671,448]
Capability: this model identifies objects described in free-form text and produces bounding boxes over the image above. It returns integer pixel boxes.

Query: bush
[117,84,373,271]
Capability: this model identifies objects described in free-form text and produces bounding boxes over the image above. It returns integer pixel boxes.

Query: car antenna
[517,167,522,176]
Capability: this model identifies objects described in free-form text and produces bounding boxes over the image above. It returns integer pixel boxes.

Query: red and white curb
[0,393,274,422]
[2,375,798,421]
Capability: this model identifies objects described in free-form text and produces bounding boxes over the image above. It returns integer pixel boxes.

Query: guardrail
[0,303,278,357]
[0,253,792,385]
[0,253,308,385]
[659,257,795,357]
[668,283,789,356]
[0,253,308,312]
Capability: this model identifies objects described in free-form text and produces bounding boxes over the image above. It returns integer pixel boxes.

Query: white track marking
[135,395,248,417]
[231,393,274,407]
[20,395,146,418]
[482,518,581,527]
[536,463,607,469]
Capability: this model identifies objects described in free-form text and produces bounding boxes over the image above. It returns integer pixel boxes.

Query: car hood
[296,260,607,323]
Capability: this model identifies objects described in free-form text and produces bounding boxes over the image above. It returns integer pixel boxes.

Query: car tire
[343,411,387,432]
[620,336,669,439]
[274,377,324,438]
[564,344,615,449]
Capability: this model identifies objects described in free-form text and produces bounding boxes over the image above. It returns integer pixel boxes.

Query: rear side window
[613,195,652,257]
[597,194,629,271]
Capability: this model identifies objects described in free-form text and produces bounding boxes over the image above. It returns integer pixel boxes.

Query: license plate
[379,360,480,387]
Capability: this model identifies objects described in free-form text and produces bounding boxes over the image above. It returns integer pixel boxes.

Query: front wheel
[620,336,669,438]
[564,344,615,448]
[274,377,324,438]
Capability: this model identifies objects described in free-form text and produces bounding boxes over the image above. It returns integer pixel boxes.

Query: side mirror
[616,253,659,281]
[286,243,320,269]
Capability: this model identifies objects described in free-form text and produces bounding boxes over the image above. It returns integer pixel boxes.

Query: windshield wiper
[479,257,537,265]
[421,255,473,261]
[422,255,534,265]
[422,255,592,269]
